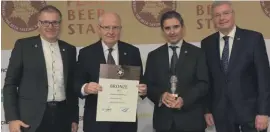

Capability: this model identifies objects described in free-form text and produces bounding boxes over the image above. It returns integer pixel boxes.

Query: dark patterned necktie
[170,46,178,75]
[222,36,229,74]
[107,48,115,64]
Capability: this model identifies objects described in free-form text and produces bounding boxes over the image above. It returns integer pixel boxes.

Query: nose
[108,28,114,34]
[219,14,226,21]
[169,29,175,35]
[47,23,54,28]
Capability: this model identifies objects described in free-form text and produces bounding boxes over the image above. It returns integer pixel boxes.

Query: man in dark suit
[144,11,209,132]
[201,1,270,132]
[3,5,79,132]
[74,12,147,132]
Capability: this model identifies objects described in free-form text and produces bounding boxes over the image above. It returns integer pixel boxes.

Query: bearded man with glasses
[3,5,79,132]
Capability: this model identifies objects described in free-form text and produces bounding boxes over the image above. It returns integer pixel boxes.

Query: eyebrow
[164,25,180,28]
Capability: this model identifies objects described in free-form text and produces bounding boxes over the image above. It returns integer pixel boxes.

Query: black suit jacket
[144,41,209,131]
[3,35,79,132]
[74,40,144,132]
[201,27,270,123]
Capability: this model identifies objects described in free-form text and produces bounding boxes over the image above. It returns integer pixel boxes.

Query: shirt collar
[40,36,58,45]
[101,40,118,52]
[167,39,183,48]
[219,25,236,40]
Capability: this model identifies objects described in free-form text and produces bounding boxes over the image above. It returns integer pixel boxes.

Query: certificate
[96,64,141,122]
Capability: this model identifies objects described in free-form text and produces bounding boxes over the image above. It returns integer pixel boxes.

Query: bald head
[97,12,122,47]
[98,12,121,26]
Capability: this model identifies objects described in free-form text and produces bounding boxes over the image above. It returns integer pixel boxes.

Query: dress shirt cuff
[81,83,88,96]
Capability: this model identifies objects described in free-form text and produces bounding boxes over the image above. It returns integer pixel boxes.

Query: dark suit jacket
[201,27,270,123]
[74,40,144,132]
[3,35,79,132]
[144,41,209,131]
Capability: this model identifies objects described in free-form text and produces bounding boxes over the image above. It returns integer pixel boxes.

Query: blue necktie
[222,36,229,74]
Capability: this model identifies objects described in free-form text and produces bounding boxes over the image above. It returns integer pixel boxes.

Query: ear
[96,25,101,36]
[181,25,186,37]
[232,10,236,18]
[37,21,41,30]
[161,29,167,42]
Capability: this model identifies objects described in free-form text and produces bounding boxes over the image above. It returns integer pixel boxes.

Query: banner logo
[132,1,177,27]
[261,1,270,18]
[1,1,46,32]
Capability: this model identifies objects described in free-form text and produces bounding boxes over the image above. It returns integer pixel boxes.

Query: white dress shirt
[102,41,119,65]
[219,25,236,60]
[81,41,119,96]
[41,37,66,102]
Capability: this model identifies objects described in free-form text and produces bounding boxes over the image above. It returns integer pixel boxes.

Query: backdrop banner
[1,1,270,132]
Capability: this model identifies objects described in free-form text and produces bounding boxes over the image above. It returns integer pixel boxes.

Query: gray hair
[211,1,233,14]
[98,12,121,25]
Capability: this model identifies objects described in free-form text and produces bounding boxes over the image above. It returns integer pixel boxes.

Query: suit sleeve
[135,48,144,84]
[67,46,79,123]
[134,48,146,99]
[254,33,270,115]
[200,41,213,114]
[144,52,165,105]
[74,49,90,99]
[3,40,23,122]
[181,49,209,110]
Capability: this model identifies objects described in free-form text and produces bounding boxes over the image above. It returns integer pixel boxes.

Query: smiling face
[212,3,235,34]
[162,18,184,44]
[97,13,122,47]
[38,11,61,42]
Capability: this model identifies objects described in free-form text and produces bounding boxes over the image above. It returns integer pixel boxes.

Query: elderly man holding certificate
[74,12,147,132]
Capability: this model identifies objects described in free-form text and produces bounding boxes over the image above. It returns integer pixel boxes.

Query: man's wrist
[81,83,89,96]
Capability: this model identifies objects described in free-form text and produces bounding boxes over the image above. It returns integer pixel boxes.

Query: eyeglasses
[99,25,122,31]
[213,11,233,19]
[163,25,181,32]
[39,20,61,27]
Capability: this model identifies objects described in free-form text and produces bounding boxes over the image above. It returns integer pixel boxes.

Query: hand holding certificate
[96,64,141,122]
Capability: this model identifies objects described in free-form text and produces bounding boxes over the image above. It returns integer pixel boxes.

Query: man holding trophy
[144,11,209,132]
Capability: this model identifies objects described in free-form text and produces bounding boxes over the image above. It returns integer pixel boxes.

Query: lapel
[161,44,170,74]
[212,32,224,73]
[96,40,107,64]
[32,35,48,87]
[227,27,243,75]
[205,32,225,75]
[118,42,129,65]
[176,41,189,74]
[159,44,170,88]
[58,41,68,89]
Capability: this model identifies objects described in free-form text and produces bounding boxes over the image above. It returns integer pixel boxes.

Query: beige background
[2,1,270,50]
